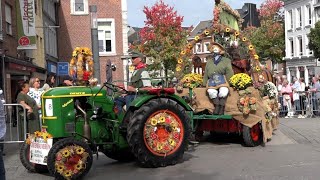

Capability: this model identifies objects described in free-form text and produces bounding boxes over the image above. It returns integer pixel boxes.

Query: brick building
[0,0,47,104]
[57,0,129,83]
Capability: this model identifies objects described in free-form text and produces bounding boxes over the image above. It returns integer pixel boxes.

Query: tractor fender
[130,94,193,111]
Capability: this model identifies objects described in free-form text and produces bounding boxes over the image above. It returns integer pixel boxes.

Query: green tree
[132,0,190,78]
[243,0,285,63]
[308,21,320,58]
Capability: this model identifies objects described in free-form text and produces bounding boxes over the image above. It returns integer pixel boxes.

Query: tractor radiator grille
[65,123,75,133]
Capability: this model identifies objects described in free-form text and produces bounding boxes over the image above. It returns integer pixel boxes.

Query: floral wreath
[69,47,94,83]
[230,73,252,90]
[55,145,89,179]
[26,131,52,145]
[144,111,183,155]
[237,88,257,115]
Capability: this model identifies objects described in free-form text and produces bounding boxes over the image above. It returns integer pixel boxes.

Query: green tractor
[20,82,192,179]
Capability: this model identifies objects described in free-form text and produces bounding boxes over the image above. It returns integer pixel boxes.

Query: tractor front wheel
[242,123,263,147]
[127,98,190,167]
[19,142,48,173]
[47,138,93,179]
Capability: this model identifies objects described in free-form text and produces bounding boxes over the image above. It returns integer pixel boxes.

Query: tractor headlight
[93,106,102,115]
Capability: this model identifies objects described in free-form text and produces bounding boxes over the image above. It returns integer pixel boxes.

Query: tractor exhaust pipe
[76,103,91,140]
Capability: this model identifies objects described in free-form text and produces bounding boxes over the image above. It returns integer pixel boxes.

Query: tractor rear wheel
[242,123,263,147]
[47,138,93,179]
[19,142,48,173]
[127,98,190,167]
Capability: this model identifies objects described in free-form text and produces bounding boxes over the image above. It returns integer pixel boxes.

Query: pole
[91,28,100,82]
[90,5,100,82]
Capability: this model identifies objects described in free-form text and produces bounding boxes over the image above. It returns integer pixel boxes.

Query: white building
[284,0,320,86]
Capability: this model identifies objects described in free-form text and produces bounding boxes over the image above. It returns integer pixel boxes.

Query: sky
[127,0,265,27]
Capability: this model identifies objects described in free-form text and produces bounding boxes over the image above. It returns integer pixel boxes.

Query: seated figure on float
[203,42,234,115]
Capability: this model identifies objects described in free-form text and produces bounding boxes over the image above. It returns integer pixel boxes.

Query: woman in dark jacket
[16,81,39,138]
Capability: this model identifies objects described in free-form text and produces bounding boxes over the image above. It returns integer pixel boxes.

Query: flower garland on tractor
[55,145,89,179]
[69,47,94,85]
[26,131,53,145]
[144,111,183,155]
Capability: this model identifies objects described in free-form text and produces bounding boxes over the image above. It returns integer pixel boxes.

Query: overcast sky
[127,0,265,27]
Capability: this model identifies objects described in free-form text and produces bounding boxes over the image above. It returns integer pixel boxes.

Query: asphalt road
[4,118,320,180]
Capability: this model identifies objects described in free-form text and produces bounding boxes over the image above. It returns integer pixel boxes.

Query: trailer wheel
[19,142,48,173]
[127,98,190,167]
[242,123,262,147]
[47,138,93,179]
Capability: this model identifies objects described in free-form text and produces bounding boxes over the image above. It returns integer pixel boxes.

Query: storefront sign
[16,0,36,50]
[30,138,53,165]
[9,63,36,72]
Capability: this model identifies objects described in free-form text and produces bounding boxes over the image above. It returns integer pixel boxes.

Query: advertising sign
[16,0,37,50]
[30,138,53,165]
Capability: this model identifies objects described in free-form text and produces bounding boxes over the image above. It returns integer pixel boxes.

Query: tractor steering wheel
[104,82,129,94]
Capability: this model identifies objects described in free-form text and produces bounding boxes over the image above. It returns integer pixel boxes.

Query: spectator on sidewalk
[42,74,56,91]
[309,76,320,116]
[0,88,6,179]
[299,78,306,118]
[17,82,40,139]
[292,77,302,117]
[281,79,293,118]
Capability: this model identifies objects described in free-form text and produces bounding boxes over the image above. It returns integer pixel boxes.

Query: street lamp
[90,5,100,82]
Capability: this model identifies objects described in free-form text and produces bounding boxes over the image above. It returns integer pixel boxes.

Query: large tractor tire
[47,138,93,180]
[242,123,263,147]
[127,98,190,167]
[19,142,48,173]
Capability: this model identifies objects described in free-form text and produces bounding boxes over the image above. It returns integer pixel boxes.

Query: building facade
[284,0,318,86]
[43,0,59,77]
[57,0,129,83]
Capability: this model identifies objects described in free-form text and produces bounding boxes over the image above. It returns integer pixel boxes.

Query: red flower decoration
[173,132,180,140]
[165,117,171,124]
[151,132,157,140]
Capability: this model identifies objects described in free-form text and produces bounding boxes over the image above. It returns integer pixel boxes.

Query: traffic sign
[57,62,69,76]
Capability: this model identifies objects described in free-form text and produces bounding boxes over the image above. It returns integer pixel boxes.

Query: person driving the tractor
[114,51,152,114]
[203,42,234,115]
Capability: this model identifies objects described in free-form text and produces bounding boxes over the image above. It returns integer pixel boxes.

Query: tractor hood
[42,86,106,98]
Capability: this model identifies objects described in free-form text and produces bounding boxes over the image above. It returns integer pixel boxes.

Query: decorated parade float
[174,0,279,144]
[18,0,279,179]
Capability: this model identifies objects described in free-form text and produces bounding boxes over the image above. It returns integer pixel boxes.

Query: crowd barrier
[279,91,320,118]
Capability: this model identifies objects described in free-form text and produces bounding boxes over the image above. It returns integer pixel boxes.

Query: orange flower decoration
[178,59,183,64]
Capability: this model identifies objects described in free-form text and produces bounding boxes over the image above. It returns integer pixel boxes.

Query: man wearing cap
[114,51,152,114]
[203,42,234,115]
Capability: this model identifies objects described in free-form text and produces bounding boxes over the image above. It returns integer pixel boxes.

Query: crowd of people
[276,75,320,118]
